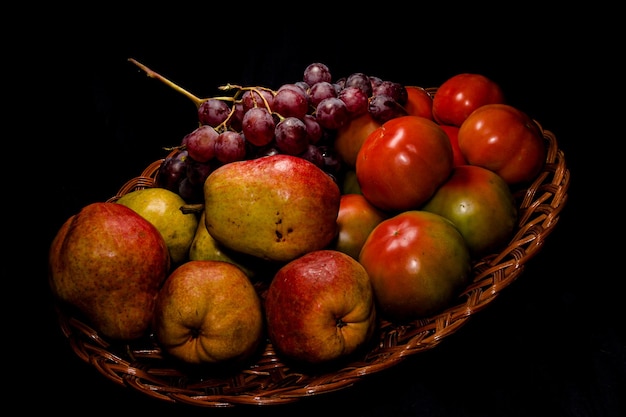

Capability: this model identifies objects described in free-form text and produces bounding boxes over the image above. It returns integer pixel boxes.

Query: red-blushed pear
[153,260,264,365]
[264,250,377,365]
[48,202,171,340]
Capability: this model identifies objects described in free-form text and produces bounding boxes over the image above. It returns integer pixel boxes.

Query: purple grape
[186,157,213,186]
[337,86,369,118]
[229,101,245,132]
[241,89,274,112]
[308,81,337,107]
[197,98,231,127]
[242,107,275,147]
[315,97,349,130]
[251,143,281,159]
[272,87,309,119]
[183,125,219,163]
[156,149,188,192]
[303,62,332,85]
[299,144,325,168]
[294,81,310,92]
[274,116,309,155]
[344,73,373,97]
[318,145,342,176]
[303,114,323,145]
[214,130,247,164]
[369,75,383,90]
[374,81,408,106]
[178,176,203,203]
[368,94,408,124]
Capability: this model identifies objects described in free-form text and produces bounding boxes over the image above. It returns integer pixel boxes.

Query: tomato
[403,86,433,119]
[333,194,388,260]
[334,112,381,168]
[457,103,546,185]
[432,73,505,127]
[356,115,453,212]
[358,210,471,321]
[438,124,467,167]
[421,165,518,257]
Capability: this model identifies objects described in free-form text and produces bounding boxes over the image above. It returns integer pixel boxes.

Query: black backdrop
[29,12,623,417]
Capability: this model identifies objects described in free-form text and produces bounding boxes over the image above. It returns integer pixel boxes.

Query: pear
[189,211,260,278]
[116,187,198,265]
[49,202,171,340]
[153,260,264,365]
[203,154,341,263]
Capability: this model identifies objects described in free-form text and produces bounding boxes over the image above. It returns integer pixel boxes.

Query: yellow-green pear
[116,187,198,265]
[189,211,259,278]
[203,154,341,263]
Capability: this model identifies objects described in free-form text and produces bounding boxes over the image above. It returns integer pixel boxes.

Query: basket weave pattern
[55,120,569,407]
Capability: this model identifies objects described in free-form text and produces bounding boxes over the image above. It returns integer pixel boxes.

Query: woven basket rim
[54,112,570,407]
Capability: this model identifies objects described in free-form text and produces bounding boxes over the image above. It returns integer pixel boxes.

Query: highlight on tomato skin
[432,73,506,127]
[355,115,454,212]
[457,103,547,185]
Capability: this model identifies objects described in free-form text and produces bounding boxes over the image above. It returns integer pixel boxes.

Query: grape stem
[128,58,205,109]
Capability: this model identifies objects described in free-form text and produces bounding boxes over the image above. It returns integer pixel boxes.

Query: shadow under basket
[54,117,570,407]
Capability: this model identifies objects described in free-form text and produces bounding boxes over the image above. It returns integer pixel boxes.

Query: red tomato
[356,115,453,212]
[334,112,381,168]
[421,165,518,257]
[432,73,505,127]
[358,210,471,321]
[438,124,467,167]
[333,194,388,260]
[403,86,433,120]
[457,103,546,185]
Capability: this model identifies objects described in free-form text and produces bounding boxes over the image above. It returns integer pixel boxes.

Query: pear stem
[128,58,204,108]
[180,203,204,215]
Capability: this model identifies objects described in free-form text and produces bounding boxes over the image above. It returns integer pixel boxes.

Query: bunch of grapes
[129,59,410,203]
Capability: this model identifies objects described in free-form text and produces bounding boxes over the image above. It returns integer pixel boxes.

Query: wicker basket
[54,111,569,407]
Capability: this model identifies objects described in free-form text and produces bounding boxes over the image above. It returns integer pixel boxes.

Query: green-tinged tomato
[359,210,471,322]
[421,165,518,258]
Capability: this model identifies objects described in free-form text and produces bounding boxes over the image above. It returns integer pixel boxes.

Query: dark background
[24,10,623,417]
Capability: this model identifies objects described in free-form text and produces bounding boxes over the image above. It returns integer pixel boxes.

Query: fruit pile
[49,60,548,370]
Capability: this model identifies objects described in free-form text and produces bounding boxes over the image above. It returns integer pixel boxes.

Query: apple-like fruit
[153,260,264,365]
[49,202,171,340]
[264,250,377,364]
